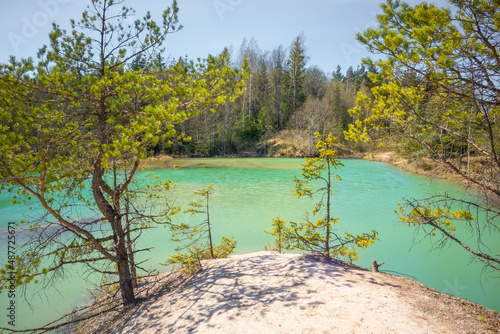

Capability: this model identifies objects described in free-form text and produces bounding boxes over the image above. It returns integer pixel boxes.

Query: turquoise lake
[0,158,499,330]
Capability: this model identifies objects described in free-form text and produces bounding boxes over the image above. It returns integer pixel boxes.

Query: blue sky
[0,0,449,75]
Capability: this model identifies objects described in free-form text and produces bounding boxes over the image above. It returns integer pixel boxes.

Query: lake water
[0,158,499,330]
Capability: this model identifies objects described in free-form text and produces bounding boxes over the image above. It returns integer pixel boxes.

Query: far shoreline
[144,151,468,186]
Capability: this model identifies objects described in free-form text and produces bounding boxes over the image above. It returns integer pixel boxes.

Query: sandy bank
[79,252,499,333]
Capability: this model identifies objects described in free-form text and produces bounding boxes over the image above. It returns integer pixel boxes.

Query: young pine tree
[270,132,378,262]
[166,184,236,273]
[264,217,289,254]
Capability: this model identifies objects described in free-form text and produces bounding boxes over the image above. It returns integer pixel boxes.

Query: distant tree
[129,54,148,71]
[304,65,328,99]
[287,77,359,140]
[238,37,261,127]
[255,54,274,132]
[256,56,270,107]
[345,0,500,273]
[325,81,354,133]
[284,35,308,124]
[289,96,328,153]
[269,45,287,129]
[332,65,344,82]
[344,66,355,85]
[342,65,371,91]
[272,133,378,261]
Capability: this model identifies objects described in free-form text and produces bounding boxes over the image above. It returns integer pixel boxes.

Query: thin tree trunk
[249,76,252,122]
[126,232,137,288]
[207,192,214,259]
[125,196,137,288]
[293,73,297,114]
[242,93,245,131]
[325,160,331,259]
[467,116,472,171]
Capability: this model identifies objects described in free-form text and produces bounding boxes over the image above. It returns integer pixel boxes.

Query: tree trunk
[115,218,136,304]
[325,160,331,259]
[116,250,136,305]
[124,194,138,288]
[371,260,384,272]
[249,76,252,122]
[207,192,214,259]
[114,210,136,304]
[126,232,138,288]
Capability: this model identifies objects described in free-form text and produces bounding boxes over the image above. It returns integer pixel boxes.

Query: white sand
[81,252,500,334]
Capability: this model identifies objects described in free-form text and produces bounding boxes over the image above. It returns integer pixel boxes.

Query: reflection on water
[145,157,305,170]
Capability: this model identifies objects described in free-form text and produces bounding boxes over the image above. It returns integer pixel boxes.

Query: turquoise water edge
[0,158,499,330]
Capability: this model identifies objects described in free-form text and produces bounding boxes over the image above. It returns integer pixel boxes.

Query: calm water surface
[0,158,498,330]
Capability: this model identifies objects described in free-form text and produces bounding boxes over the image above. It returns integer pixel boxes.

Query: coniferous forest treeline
[132,35,377,157]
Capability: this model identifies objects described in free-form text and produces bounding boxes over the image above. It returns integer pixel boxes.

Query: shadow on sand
[101,253,400,333]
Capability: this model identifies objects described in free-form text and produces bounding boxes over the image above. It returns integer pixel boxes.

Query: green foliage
[345,0,499,194]
[165,247,205,275]
[284,35,308,118]
[264,217,289,253]
[398,204,475,234]
[165,236,237,275]
[164,35,373,156]
[0,0,247,306]
[345,0,500,273]
[213,236,238,258]
[166,185,237,274]
[268,133,378,262]
[231,119,262,150]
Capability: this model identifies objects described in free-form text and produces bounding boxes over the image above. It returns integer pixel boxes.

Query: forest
[141,36,376,157]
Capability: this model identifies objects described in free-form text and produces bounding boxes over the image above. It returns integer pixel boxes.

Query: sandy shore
[79,252,500,333]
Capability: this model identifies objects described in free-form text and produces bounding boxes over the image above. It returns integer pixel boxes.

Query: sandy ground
[79,252,500,334]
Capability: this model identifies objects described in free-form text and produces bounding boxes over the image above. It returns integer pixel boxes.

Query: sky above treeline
[1,0,449,76]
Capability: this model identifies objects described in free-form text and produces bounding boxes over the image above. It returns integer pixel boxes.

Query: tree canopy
[345,0,500,273]
[0,0,248,319]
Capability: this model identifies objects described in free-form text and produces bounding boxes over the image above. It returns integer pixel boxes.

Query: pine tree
[166,185,237,273]
[346,0,500,273]
[0,0,247,311]
[270,133,378,261]
[284,35,308,125]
